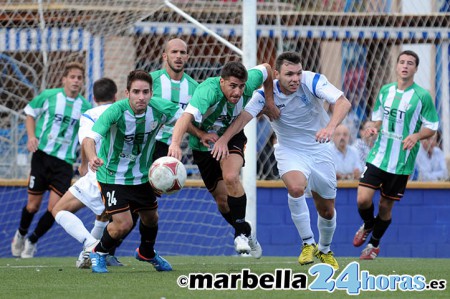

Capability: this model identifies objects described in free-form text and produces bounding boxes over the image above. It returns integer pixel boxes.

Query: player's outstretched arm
[168,112,193,161]
[316,95,351,143]
[82,137,103,172]
[211,111,253,161]
[260,63,279,121]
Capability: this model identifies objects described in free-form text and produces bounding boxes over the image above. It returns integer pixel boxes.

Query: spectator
[330,124,363,180]
[415,133,448,181]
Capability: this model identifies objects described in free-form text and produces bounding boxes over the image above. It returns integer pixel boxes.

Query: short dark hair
[275,51,302,71]
[397,50,420,67]
[63,62,85,78]
[93,77,117,103]
[221,61,248,81]
[126,70,153,91]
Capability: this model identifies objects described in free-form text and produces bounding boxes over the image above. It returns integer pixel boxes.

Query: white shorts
[68,170,104,215]
[275,144,337,199]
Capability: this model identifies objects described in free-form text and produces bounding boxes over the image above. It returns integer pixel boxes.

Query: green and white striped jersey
[150,69,198,145]
[367,82,439,175]
[88,98,182,185]
[24,88,91,164]
[184,65,267,151]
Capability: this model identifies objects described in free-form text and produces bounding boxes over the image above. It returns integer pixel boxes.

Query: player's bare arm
[82,137,103,172]
[403,127,436,150]
[316,95,351,143]
[261,63,280,121]
[187,123,218,148]
[168,112,192,160]
[363,121,381,138]
[211,111,253,161]
[25,115,38,152]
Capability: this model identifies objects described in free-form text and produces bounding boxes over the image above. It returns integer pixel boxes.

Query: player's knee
[116,221,133,235]
[318,208,334,220]
[26,203,40,214]
[51,206,61,218]
[356,195,372,209]
[222,172,240,187]
[287,186,305,198]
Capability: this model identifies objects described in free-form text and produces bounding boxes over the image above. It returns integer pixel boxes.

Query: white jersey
[69,103,112,214]
[245,71,343,154]
[78,103,112,152]
[329,143,364,175]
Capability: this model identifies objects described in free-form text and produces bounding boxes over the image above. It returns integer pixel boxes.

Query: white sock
[288,194,315,245]
[90,220,108,240]
[55,210,97,247]
[317,209,336,253]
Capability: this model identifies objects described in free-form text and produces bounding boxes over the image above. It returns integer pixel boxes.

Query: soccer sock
[369,215,391,248]
[227,194,250,236]
[138,221,158,259]
[90,220,108,240]
[95,225,120,254]
[28,211,55,243]
[317,209,337,254]
[220,211,234,226]
[19,206,36,235]
[358,202,375,229]
[288,194,315,245]
[55,210,98,247]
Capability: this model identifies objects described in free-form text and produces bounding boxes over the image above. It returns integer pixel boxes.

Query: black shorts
[152,140,169,162]
[28,150,73,196]
[193,130,247,192]
[359,163,409,201]
[98,182,158,215]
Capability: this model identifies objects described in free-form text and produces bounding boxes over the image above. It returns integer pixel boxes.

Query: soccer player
[151,37,199,160]
[211,51,351,270]
[11,62,91,258]
[52,77,122,268]
[83,70,183,273]
[168,61,279,258]
[353,50,439,260]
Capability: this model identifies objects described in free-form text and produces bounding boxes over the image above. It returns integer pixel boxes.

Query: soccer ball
[148,156,187,194]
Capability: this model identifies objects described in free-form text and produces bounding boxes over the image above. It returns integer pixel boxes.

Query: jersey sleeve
[88,104,121,144]
[243,65,267,97]
[23,91,48,118]
[312,73,343,104]
[371,92,383,122]
[245,89,265,118]
[78,112,95,144]
[186,79,219,123]
[419,92,439,131]
[150,97,184,125]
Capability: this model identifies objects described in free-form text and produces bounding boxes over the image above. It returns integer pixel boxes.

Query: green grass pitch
[1,256,448,299]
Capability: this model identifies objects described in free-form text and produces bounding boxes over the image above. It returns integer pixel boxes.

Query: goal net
[0,0,449,257]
